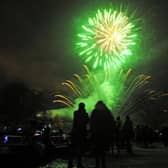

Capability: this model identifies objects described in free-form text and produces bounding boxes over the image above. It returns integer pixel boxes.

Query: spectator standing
[68,102,89,168]
[122,115,134,154]
[90,101,115,168]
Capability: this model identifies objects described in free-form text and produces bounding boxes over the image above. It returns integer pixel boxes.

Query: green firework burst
[76,8,139,70]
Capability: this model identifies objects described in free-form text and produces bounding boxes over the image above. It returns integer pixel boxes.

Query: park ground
[39,143,168,168]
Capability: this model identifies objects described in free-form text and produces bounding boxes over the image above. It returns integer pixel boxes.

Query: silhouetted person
[109,114,115,155]
[148,127,154,144]
[68,102,89,168]
[142,125,153,148]
[135,125,142,145]
[26,119,37,146]
[43,125,52,153]
[161,126,168,147]
[122,115,134,154]
[90,101,114,168]
[115,116,122,155]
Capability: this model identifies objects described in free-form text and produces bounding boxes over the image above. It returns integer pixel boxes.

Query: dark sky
[0,0,168,91]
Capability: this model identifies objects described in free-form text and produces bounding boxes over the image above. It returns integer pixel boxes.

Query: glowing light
[53,65,151,117]
[3,136,8,144]
[76,9,138,69]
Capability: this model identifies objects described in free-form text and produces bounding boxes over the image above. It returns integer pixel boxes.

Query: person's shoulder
[91,109,97,114]
[73,110,79,117]
[74,110,78,113]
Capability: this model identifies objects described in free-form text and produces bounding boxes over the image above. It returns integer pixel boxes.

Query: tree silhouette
[0,82,47,122]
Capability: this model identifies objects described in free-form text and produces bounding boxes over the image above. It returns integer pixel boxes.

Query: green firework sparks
[53,66,151,118]
[76,8,139,70]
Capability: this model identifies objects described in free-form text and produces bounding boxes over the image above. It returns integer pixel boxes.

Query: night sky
[0,0,168,91]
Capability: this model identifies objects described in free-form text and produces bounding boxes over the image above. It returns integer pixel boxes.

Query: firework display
[53,65,151,117]
[52,6,155,119]
[76,9,138,70]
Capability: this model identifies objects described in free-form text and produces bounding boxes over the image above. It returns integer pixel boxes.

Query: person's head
[78,102,85,109]
[126,115,130,120]
[95,100,105,110]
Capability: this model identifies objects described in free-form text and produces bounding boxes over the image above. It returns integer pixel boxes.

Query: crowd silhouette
[0,100,168,168]
[67,101,135,168]
[66,101,168,168]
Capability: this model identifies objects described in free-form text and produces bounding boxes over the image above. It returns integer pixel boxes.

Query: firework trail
[53,65,151,117]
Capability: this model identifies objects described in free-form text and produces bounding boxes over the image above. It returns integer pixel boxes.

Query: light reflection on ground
[39,144,168,168]
[39,159,67,168]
